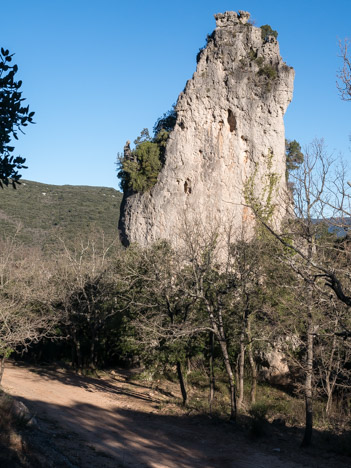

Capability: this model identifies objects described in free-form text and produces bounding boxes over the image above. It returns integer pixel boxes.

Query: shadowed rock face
[119,10,294,248]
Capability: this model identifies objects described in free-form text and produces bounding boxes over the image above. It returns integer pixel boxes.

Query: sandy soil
[2,362,348,468]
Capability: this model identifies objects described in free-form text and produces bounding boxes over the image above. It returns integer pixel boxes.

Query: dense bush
[119,140,161,193]
[118,108,177,193]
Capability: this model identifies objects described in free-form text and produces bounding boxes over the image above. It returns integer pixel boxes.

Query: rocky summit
[119,10,294,248]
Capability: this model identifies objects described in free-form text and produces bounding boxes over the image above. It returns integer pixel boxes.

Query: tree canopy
[0,48,34,188]
[118,107,177,193]
[285,139,304,174]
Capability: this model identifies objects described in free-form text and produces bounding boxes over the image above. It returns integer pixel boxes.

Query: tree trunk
[72,331,82,371]
[209,331,215,414]
[206,303,236,420]
[217,336,237,420]
[301,316,314,447]
[89,325,99,371]
[214,309,237,421]
[238,331,245,409]
[247,318,257,404]
[326,388,333,416]
[176,361,187,406]
[0,356,6,386]
[325,320,338,416]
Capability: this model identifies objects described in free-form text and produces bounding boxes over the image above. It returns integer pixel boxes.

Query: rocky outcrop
[119,10,294,247]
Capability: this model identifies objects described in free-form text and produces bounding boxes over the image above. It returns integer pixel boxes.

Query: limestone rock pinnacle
[119,11,294,248]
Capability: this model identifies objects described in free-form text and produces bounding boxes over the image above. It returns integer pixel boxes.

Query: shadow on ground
[20,397,251,468]
[13,361,161,404]
[5,362,351,468]
[14,397,351,468]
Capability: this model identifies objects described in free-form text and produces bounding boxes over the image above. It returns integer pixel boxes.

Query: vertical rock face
[119,11,294,248]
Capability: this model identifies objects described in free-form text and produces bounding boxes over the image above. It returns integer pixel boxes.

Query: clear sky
[1,0,350,190]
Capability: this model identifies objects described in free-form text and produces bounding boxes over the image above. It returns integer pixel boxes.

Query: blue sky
[2,0,350,189]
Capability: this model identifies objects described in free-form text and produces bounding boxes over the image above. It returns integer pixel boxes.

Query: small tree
[260,25,278,42]
[120,141,161,193]
[120,241,195,405]
[117,129,162,193]
[286,139,304,174]
[0,48,34,187]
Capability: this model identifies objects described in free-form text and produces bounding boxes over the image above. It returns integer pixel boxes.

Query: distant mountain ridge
[0,180,122,249]
[312,217,351,237]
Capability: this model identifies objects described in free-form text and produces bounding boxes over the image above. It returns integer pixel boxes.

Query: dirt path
[1,363,338,467]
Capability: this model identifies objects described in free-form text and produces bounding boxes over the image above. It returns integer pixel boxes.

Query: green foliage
[244,149,280,223]
[248,48,257,61]
[119,140,161,193]
[153,106,177,136]
[249,402,269,437]
[118,107,177,193]
[249,401,269,419]
[260,24,278,42]
[258,63,277,80]
[0,48,34,188]
[285,139,304,173]
[255,56,264,67]
[133,127,151,146]
[153,128,170,166]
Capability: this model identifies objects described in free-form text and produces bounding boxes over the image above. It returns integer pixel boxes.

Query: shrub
[258,63,277,80]
[118,107,177,193]
[119,140,161,193]
[249,401,269,420]
[260,24,278,42]
[249,402,269,437]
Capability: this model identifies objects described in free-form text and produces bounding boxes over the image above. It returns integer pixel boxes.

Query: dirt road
[1,363,337,467]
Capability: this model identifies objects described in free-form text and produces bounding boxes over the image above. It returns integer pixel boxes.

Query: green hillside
[0,180,122,249]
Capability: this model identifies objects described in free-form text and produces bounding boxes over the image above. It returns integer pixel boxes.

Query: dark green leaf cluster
[153,106,177,137]
[0,48,34,188]
[118,135,162,193]
[285,139,304,173]
[118,108,177,193]
[260,24,278,43]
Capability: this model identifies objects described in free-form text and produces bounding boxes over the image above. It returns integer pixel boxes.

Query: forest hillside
[0,180,122,249]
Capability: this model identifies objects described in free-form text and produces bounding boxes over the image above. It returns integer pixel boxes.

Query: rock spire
[119,11,294,247]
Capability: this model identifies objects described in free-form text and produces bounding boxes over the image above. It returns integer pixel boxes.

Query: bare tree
[250,139,351,446]
[53,230,120,371]
[337,39,351,101]
[314,299,351,416]
[0,236,57,385]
